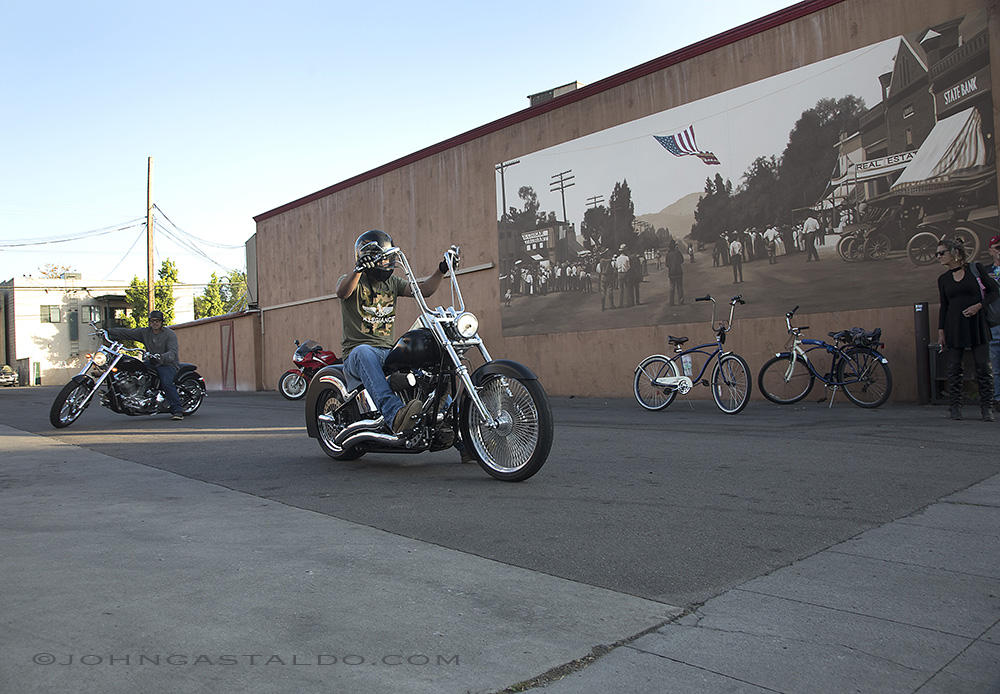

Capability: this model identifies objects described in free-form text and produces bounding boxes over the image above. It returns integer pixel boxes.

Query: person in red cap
[987,235,1000,413]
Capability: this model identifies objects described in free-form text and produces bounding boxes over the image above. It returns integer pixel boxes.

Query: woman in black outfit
[936,237,1000,421]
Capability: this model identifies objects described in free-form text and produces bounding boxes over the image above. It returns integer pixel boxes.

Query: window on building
[40,305,61,323]
[902,104,915,119]
[905,128,913,147]
[84,305,101,323]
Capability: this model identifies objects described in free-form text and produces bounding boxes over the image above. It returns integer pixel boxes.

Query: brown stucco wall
[247,0,994,402]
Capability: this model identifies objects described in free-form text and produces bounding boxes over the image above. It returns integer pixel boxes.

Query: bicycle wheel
[836,347,892,408]
[633,355,679,411]
[711,354,751,414]
[758,354,814,404]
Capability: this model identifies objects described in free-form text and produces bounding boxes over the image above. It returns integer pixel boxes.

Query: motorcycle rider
[335,229,451,435]
[107,310,185,420]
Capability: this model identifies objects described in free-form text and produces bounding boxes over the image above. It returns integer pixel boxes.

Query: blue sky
[1,0,797,285]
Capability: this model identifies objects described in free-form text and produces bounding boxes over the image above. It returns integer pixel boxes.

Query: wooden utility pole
[146,156,154,313]
[550,169,575,222]
[495,159,520,218]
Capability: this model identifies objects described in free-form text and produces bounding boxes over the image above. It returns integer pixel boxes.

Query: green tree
[220,270,247,312]
[193,269,248,319]
[194,273,226,319]
[123,259,179,327]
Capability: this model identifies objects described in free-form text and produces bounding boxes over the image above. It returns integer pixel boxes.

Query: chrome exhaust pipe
[339,429,406,450]
[333,416,386,446]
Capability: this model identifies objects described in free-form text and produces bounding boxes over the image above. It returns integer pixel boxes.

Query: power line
[103,225,148,279]
[0,218,145,248]
[153,204,245,249]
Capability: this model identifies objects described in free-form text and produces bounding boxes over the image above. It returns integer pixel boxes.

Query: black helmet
[355,229,396,281]
[148,310,165,323]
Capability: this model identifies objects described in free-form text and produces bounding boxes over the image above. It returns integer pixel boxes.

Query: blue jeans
[991,325,1000,401]
[343,345,403,424]
[155,364,183,414]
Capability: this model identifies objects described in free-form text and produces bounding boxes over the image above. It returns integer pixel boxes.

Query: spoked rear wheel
[315,389,365,460]
[758,354,814,404]
[177,376,205,415]
[633,355,679,411]
[837,347,892,408]
[711,354,751,414]
[461,374,553,482]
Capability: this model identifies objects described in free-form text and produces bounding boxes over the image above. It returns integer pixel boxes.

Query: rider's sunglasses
[935,250,949,257]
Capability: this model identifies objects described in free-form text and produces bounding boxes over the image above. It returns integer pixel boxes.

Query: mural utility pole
[495,159,520,218]
[146,156,154,312]
[550,169,575,222]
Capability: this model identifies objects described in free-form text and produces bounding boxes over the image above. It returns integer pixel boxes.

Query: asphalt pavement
[0,386,997,692]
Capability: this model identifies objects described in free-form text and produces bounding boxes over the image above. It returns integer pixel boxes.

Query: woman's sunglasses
[935,250,950,257]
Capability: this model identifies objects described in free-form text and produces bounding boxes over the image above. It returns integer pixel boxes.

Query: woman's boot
[946,356,963,420]
[976,363,995,422]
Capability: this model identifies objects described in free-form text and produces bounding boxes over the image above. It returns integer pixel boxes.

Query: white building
[0,273,195,386]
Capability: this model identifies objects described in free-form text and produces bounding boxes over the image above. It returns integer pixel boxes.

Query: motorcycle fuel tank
[384,328,441,372]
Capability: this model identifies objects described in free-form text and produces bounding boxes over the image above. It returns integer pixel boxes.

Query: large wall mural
[496,11,994,337]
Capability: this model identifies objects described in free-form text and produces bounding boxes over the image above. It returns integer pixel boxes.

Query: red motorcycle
[278,339,341,400]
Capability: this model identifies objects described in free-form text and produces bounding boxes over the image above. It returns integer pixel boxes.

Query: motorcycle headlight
[92,352,108,367]
[455,312,479,338]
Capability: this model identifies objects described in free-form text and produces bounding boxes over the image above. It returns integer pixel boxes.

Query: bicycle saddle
[829,330,852,341]
[668,335,689,345]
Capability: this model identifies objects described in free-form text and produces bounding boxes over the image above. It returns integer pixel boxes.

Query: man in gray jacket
[108,310,184,419]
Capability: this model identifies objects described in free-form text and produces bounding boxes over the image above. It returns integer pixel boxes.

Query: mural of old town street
[496,11,995,337]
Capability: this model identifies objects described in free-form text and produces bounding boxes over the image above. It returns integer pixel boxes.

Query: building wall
[2,276,197,386]
[171,311,262,391]
[246,0,995,402]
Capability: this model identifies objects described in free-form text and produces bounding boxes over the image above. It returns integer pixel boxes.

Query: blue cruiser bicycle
[633,294,752,414]
[756,305,892,408]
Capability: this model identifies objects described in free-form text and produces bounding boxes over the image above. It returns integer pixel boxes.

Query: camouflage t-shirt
[339,273,410,356]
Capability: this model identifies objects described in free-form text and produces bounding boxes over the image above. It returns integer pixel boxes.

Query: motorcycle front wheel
[49,380,93,428]
[278,371,308,400]
[460,374,553,482]
[314,388,365,460]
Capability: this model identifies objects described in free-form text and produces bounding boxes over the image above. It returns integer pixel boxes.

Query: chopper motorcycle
[49,323,207,428]
[278,339,341,400]
[303,244,553,482]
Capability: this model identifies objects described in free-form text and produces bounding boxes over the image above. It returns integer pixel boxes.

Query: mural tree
[581,204,610,249]
[778,95,865,213]
[691,174,734,243]
[733,155,781,229]
[608,179,636,250]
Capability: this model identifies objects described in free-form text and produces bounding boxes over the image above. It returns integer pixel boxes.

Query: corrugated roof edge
[254,0,844,224]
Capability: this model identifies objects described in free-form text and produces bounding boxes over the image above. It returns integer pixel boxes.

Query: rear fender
[304,365,350,439]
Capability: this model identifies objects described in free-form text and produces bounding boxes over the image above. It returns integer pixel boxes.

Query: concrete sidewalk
[543,478,1000,693]
[1,421,997,693]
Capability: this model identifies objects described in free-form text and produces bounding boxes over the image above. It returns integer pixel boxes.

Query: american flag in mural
[653,125,720,165]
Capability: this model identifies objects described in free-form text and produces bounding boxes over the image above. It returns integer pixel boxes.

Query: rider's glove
[439,246,461,274]
[148,353,162,365]
[355,253,380,273]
